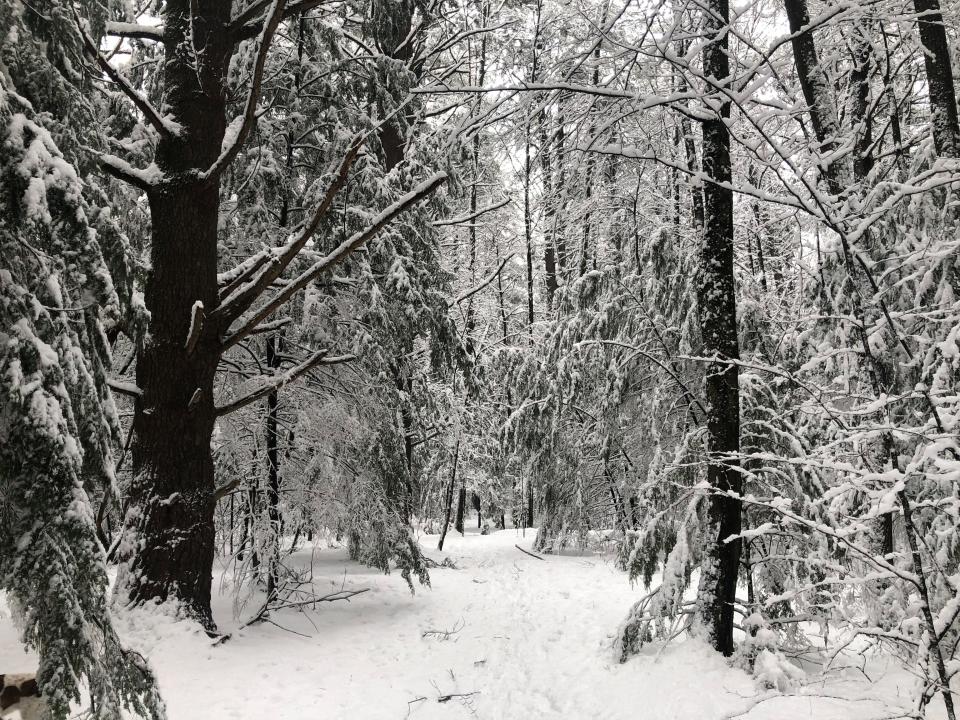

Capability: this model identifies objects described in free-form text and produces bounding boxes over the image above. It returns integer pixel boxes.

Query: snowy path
[0,528,926,719]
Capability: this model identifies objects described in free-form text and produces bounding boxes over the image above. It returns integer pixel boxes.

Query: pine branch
[214,138,363,323]
[222,171,447,349]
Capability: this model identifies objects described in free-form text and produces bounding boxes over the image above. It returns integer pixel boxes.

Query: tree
[97,0,446,627]
[0,0,164,714]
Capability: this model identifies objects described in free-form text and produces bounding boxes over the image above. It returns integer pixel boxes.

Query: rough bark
[913,0,960,156]
[695,0,742,657]
[124,0,233,628]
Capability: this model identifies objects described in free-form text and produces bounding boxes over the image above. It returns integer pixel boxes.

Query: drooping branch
[215,349,356,417]
[222,172,448,349]
[214,138,364,323]
[202,0,287,181]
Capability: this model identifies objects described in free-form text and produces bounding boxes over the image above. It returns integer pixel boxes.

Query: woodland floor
[0,524,948,719]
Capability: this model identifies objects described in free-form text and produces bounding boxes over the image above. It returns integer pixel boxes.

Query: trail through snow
[0,527,930,719]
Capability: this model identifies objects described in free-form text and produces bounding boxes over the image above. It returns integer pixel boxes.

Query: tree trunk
[437,435,460,551]
[913,0,960,156]
[454,483,466,534]
[264,334,282,603]
[123,0,233,629]
[784,0,850,191]
[695,0,742,657]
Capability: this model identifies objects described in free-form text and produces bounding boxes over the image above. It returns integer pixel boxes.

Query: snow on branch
[107,378,142,397]
[202,0,287,181]
[100,155,162,192]
[222,171,448,349]
[73,10,181,139]
[432,197,510,227]
[105,21,164,41]
[215,349,355,417]
[214,138,364,323]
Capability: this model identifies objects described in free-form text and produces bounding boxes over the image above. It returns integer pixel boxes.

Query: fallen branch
[438,691,479,703]
[515,544,545,561]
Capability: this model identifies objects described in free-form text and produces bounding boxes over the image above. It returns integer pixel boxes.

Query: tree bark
[695,0,742,657]
[437,435,460,551]
[913,0,960,156]
[124,0,233,629]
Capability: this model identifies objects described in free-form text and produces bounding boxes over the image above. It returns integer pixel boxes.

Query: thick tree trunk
[124,0,232,629]
[695,0,742,657]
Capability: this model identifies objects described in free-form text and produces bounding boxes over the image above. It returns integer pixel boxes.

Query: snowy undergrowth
[0,528,942,719]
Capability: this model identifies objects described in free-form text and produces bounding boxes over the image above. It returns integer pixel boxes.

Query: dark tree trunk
[541,122,559,307]
[437,436,460,551]
[264,334,282,602]
[526,481,534,529]
[124,0,238,629]
[454,484,466,534]
[784,0,849,191]
[696,0,742,658]
[849,22,875,180]
[913,0,960,156]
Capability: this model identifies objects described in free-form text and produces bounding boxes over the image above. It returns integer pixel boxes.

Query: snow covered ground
[0,526,944,719]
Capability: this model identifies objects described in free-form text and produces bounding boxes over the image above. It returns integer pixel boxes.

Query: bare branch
[107,378,142,398]
[215,349,356,416]
[432,198,510,227]
[100,155,159,192]
[230,0,326,41]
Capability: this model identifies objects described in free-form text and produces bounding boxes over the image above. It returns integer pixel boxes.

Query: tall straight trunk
[784,0,849,192]
[914,0,960,156]
[675,38,704,228]
[125,0,233,628]
[466,14,488,344]
[541,121,559,307]
[849,22,875,180]
[695,0,742,657]
[437,435,460,551]
[524,131,536,332]
[264,334,282,601]
[454,483,466,534]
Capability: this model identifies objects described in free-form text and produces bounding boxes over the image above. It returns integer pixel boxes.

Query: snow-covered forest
[2,0,960,716]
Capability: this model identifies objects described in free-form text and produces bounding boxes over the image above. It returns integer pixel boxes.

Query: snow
[0,527,948,719]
